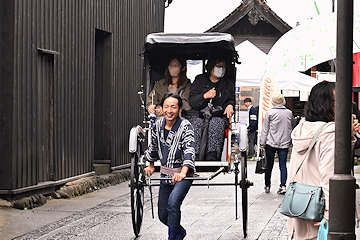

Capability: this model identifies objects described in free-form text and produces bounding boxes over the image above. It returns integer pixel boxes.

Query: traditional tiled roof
[206,0,291,34]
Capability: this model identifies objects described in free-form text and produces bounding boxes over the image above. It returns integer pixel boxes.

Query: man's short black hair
[244,98,252,103]
[160,93,183,109]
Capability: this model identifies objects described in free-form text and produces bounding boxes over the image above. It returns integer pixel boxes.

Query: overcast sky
[164,0,356,33]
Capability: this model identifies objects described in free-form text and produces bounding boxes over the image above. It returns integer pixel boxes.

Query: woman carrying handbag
[287,81,359,239]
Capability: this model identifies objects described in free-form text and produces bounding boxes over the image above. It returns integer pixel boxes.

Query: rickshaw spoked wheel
[130,141,145,237]
[240,152,248,238]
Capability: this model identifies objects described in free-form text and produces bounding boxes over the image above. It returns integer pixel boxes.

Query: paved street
[1,161,360,240]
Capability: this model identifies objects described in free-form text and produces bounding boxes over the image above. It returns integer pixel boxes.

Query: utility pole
[330,0,336,72]
[328,0,355,239]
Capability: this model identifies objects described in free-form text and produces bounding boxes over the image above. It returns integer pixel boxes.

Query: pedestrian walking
[287,81,359,239]
[244,98,257,160]
[144,93,196,240]
[259,93,295,194]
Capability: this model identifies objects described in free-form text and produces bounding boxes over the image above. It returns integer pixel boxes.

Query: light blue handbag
[281,181,325,222]
[280,124,327,222]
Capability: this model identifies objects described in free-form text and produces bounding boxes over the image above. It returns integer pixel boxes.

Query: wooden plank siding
[0,0,15,191]
[0,0,164,191]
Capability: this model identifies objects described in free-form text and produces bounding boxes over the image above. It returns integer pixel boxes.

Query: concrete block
[94,164,111,175]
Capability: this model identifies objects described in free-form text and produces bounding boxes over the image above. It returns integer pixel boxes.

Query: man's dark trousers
[248,130,256,158]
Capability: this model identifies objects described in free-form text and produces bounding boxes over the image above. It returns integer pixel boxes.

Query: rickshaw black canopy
[144,33,237,56]
[142,33,239,97]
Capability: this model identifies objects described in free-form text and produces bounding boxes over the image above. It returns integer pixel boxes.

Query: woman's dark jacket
[187,73,235,117]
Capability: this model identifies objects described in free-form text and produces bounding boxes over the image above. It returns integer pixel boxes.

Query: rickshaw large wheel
[241,152,248,238]
[130,142,145,237]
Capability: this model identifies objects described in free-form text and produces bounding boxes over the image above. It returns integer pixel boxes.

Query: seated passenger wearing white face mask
[147,57,191,117]
[186,56,235,161]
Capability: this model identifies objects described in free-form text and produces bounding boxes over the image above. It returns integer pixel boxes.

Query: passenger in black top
[187,55,235,160]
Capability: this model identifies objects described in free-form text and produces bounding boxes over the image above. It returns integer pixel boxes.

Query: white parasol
[264,12,360,73]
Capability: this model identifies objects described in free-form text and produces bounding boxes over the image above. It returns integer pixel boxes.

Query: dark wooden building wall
[0,0,164,190]
[112,1,164,167]
[0,1,15,190]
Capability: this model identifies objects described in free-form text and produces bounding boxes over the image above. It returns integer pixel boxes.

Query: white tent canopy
[272,71,319,91]
[235,40,318,92]
[236,40,266,87]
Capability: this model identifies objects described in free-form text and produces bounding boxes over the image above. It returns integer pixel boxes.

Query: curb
[355,165,360,174]
[0,169,130,210]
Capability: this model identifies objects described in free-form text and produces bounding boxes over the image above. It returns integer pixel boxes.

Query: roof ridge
[206,0,291,33]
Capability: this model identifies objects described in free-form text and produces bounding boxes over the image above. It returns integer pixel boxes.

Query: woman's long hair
[304,81,335,122]
[164,57,187,86]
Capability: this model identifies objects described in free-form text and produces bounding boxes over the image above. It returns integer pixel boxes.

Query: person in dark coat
[186,55,235,160]
[244,98,258,160]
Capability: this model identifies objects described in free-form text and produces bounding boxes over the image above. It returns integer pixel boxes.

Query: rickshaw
[128,33,252,238]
